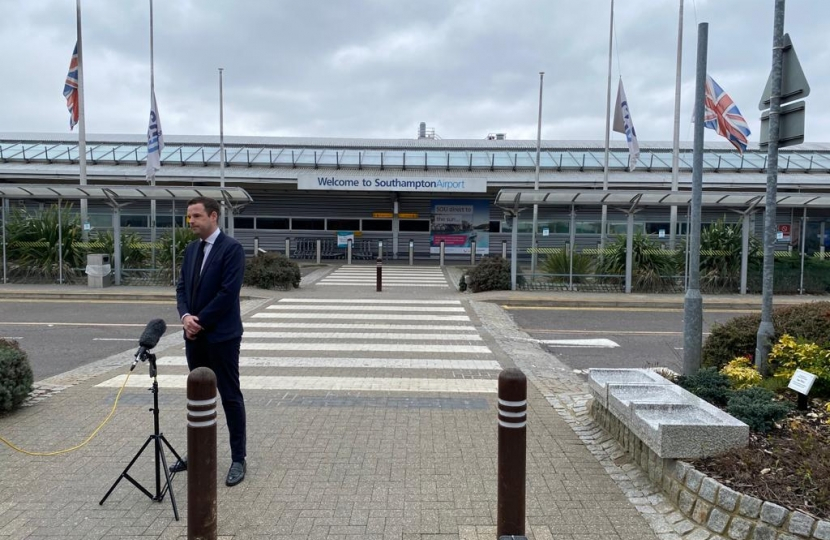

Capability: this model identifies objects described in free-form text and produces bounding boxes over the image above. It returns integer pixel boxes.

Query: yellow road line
[523,328,711,336]
[0,298,170,305]
[0,322,154,328]
[502,305,758,314]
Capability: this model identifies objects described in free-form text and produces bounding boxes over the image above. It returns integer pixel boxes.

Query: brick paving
[0,265,735,539]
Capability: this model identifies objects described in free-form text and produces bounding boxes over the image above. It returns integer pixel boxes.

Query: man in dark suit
[173,196,247,486]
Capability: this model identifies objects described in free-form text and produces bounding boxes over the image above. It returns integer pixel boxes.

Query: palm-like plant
[597,233,679,292]
[5,203,84,280]
[677,219,761,293]
[541,249,594,283]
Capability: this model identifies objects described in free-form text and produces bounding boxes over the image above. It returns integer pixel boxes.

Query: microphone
[131,319,168,370]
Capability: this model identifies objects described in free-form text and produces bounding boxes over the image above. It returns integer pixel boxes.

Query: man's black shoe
[169,458,187,473]
[226,460,246,486]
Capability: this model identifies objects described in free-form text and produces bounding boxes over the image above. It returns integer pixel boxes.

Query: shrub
[458,274,467,292]
[676,367,732,406]
[0,339,34,413]
[726,386,792,433]
[702,302,830,370]
[244,253,300,290]
[541,250,594,283]
[84,230,150,269]
[6,203,84,279]
[720,356,762,390]
[769,334,830,396]
[596,233,678,292]
[468,256,513,293]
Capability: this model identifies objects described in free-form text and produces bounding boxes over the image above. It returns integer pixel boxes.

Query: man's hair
[187,196,221,218]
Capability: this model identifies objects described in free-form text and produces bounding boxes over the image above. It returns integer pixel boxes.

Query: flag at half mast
[63,44,80,130]
[612,79,640,171]
[146,90,164,179]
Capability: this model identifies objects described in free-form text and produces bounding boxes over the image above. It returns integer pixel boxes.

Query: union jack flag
[704,75,750,153]
[63,43,79,130]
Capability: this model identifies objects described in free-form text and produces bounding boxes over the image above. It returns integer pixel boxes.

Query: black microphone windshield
[138,319,167,349]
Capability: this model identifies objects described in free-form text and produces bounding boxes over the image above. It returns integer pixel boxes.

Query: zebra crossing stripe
[318,283,447,287]
[244,322,478,331]
[242,331,482,341]
[96,375,497,393]
[277,299,460,304]
[240,343,492,353]
[252,313,470,321]
[156,356,501,370]
[266,305,465,312]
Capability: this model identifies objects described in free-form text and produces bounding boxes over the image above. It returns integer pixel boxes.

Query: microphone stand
[99,351,184,520]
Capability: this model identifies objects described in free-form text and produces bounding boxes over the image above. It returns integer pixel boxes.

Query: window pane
[156,215,186,228]
[362,219,392,231]
[88,213,111,228]
[328,219,360,231]
[258,217,289,230]
[121,215,148,228]
[399,220,430,232]
[234,217,255,229]
[575,221,601,234]
[489,220,501,233]
[292,218,325,230]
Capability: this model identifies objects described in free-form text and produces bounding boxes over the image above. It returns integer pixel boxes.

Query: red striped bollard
[187,367,217,540]
[497,368,527,538]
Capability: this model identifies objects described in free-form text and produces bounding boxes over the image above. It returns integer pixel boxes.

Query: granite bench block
[587,368,672,406]
[606,382,691,419]
[628,403,748,459]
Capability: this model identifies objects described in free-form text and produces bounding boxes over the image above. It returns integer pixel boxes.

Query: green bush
[676,367,733,406]
[467,256,514,293]
[769,334,830,397]
[85,230,150,269]
[6,203,84,279]
[726,386,792,433]
[244,253,300,290]
[541,250,594,283]
[596,233,678,292]
[0,339,34,413]
[702,301,830,370]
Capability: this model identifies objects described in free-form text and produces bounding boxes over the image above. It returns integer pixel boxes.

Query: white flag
[146,90,164,179]
[612,79,640,171]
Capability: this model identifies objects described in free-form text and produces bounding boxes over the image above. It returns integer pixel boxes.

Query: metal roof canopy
[0,184,253,205]
[494,188,830,210]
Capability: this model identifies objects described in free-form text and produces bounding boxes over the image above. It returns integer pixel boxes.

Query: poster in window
[429,199,490,255]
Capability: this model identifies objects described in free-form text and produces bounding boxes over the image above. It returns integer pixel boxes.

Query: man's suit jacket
[176,231,245,344]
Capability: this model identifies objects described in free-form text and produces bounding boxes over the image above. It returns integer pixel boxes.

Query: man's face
[187,203,218,239]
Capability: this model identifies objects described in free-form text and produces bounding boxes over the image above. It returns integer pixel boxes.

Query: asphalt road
[0,299,181,380]
[502,305,759,374]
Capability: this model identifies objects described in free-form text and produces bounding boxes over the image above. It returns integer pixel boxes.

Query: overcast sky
[1,0,827,145]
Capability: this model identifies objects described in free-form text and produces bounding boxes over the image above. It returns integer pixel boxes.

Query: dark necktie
[191,240,207,296]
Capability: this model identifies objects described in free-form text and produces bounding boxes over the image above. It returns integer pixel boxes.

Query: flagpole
[76,0,88,242]
[149,0,157,266]
[219,67,230,236]
[670,0,684,251]
[601,0,614,251]
[530,71,544,280]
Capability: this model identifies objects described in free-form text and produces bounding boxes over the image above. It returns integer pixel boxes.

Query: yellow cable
[0,368,133,456]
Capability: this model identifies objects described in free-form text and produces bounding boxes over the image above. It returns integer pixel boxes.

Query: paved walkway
[0,266,823,539]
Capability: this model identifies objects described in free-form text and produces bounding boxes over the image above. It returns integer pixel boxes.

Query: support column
[741,212,750,295]
[511,213,518,291]
[625,211,633,293]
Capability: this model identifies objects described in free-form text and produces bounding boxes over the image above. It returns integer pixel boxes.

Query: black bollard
[376,257,382,292]
[497,368,527,538]
[187,367,217,540]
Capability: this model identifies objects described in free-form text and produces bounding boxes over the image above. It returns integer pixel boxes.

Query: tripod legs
[99,433,183,521]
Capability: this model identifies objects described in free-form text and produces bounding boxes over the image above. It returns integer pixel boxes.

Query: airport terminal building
[1,131,829,259]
